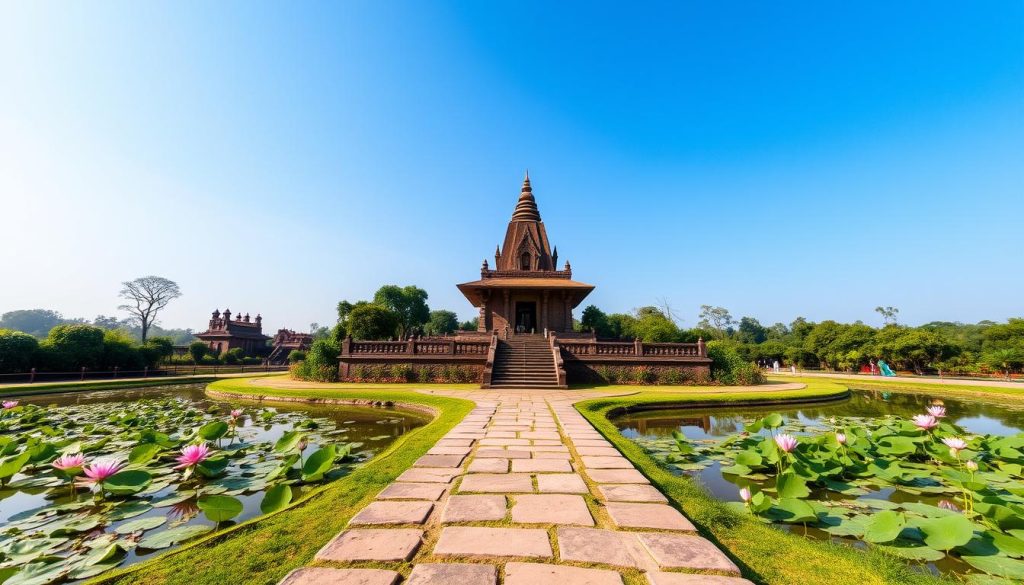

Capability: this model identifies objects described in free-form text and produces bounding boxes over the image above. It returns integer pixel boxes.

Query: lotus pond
[0,384,427,584]
[614,388,1024,583]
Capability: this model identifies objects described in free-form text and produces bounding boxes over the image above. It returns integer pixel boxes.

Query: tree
[188,341,209,364]
[875,306,900,325]
[697,305,734,339]
[984,348,1024,380]
[0,309,67,338]
[0,329,39,373]
[348,304,400,340]
[373,285,430,339]
[424,310,459,336]
[579,305,611,337]
[737,317,769,344]
[629,307,680,342]
[92,315,126,330]
[459,317,479,331]
[118,276,182,342]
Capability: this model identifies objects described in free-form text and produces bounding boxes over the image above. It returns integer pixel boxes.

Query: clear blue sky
[1,2,1021,334]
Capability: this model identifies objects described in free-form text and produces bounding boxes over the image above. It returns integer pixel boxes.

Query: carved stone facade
[195,309,271,356]
[456,173,594,335]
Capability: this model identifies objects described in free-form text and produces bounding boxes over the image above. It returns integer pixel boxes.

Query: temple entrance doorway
[515,301,537,333]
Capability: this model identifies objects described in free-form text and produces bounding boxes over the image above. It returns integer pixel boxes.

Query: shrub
[241,357,262,365]
[287,350,307,363]
[101,329,145,370]
[188,341,208,364]
[291,339,339,382]
[223,347,245,365]
[41,324,105,371]
[707,340,765,385]
[0,329,38,373]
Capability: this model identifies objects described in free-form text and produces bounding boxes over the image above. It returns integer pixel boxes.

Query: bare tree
[655,297,681,325]
[874,306,900,326]
[118,276,182,342]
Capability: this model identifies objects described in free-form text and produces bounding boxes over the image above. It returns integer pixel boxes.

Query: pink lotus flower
[230,409,243,418]
[52,453,85,473]
[174,443,211,469]
[774,434,798,453]
[739,487,752,502]
[2,401,18,409]
[835,432,847,445]
[75,459,124,488]
[927,405,947,418]
[912,414,938,431]
[942,437,967,455]
[966,460,978,472]
[937,499,960,512]
[298,438,309,452]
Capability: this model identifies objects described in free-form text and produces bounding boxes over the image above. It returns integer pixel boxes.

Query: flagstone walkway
[279,390,752,585]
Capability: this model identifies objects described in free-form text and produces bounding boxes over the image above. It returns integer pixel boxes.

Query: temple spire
[511,170,541,222]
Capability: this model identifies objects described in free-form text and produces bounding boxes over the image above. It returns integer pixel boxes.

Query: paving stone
[427,446,473,456]
[458,473,534,493]
[531,439,565,446]
[572,439,612,447]
[510,494,594,525]
[638,533,740,573]
[279,567,400,585]
[646,572,753,585]
[536,473,589,493]
[415,454,466,468]
[519,431,562,440]
[511,459,573,473]
[316,529,422,562]
[436,439,474,447]
[377,482,447,501]
[442,495,507,522]
[586,469,649,484]
[475,448,531,459]
[406,563,497,585]
[349,501,434,525]
[484,431,518,438]
[433,527,553,558]
[479,438,530,446]
[397,468,461,483]
[468,458,509,473]
[597,484,668,503]
[531,451,571,460]
[581,456,634,469]
[556,527,649,568]
[605,503,695,530]
[504,562,623,585]
[576,446,622,457]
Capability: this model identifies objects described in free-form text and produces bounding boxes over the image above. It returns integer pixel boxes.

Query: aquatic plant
[642,408,1024,581]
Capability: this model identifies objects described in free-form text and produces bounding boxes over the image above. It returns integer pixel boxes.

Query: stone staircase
[489,334,562,389]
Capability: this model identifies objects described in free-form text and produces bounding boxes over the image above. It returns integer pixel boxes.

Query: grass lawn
[0,376,228,396]
[575,380,950,585]
[783,375,1024,402]
[91,377,474,585]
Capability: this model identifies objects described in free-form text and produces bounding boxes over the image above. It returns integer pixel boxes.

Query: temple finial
[512,172,540,221]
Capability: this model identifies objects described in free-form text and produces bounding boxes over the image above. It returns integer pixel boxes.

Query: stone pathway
[280,390,752,585]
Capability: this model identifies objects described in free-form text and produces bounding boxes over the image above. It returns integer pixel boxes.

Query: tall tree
[118,276,182,342]
[697,305,734,339]
[373,285,430,339]
[348,304,400,340]
[875,306,900,325]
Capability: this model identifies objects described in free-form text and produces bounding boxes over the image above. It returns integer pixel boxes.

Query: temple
[338,174,712,388]
[195,309,271,356]
[456,172,594,335]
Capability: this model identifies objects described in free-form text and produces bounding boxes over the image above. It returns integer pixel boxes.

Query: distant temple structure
[267,329,314,364]
[195,309,271,356]
[456,172,594,335]
[339,174,711,388]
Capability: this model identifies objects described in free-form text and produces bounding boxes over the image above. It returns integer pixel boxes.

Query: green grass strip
[784,375,1024,402]
[90,377,474,585]
[574,381,951,585]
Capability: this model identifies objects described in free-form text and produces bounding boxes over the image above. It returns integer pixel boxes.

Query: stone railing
[342,337,491,357]
[555,336,707,360]
[482,333,499,388]
[480,269,573,280]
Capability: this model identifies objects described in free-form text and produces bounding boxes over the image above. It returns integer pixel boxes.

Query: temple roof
[456,277,595,308]
[510,171,541,222]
